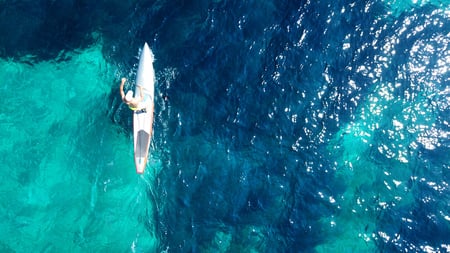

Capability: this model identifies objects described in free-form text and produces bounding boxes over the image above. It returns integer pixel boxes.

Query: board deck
[133,43,155,174]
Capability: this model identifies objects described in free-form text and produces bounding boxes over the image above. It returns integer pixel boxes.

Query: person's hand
[121,77,127,83]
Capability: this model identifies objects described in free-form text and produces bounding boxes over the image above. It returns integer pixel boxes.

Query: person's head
[125,90,134,101]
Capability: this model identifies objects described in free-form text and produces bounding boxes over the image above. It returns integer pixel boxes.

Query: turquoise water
[1,0,449,252]
[0,43,159,251]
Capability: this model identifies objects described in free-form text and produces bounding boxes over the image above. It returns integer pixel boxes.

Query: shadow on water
[107,84,133,136]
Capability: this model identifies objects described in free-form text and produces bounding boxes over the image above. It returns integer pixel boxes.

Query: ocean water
[0,0,449,252]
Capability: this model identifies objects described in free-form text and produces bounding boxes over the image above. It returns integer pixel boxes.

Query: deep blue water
[1,0,449,252]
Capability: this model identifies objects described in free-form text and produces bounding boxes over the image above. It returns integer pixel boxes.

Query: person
[120,77,144,111]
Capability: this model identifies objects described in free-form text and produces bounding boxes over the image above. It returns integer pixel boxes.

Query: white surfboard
[133,42,155,174]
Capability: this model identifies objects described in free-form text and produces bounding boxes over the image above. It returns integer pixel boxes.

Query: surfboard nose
[142,42,154,62]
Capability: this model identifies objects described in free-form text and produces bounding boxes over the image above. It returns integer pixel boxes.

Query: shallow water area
[0,43,159,252]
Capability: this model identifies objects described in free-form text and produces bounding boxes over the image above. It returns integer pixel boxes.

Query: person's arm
[120,78,126,101]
